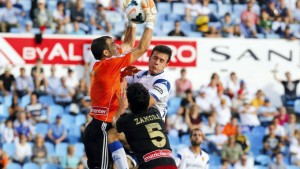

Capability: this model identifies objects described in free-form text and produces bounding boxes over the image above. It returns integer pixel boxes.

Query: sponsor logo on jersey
[153,85,163,94]
[143,149,172,162]
[90,106,109,116]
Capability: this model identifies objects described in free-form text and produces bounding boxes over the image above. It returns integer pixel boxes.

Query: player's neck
[190,145,201,155]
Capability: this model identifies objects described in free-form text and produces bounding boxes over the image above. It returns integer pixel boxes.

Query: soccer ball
[125,0,146,24]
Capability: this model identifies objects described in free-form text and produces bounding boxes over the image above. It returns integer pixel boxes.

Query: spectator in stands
[90,4,109,32]
[237,80,249,100]
[15,67,34,98]
[207,124,228,155]
[80,114,92,141]
[70,21,86,35]
[74,78,90,114]
[204,26,222,37]
[235,126,250,153]
[175,68,192,97]
[234,154,254,169]
[276,106,288,126]
[25,93,48,124]
[0,146,9,169]
[284,114,300,141]
[61,144,80,169]
[221,13,235,37]
[33,0,53,28]
[206,73,219,101]
[266,0,280,21]
[251,89,265,109]
[8,93,24,120]
[185,105,202,130]
[241,1,259,27]
[55,77,73,107]
[1,119,14,144]
[282,25,298,40]
[233,24,244,37]
[0,67,15,96]
[212,88,232,110]
[0,0,25,32]
[268,152,287,169]
[220,159,231,169]
[258,98,278,126]
[277,0,293,22]
[221,136,243,165]
[259,10,272,34]
[195,88,213,114]
[52,1,70,30]
[13,134,32,165]
[231,90,244,114]
[32,134,47,166]
[47,115,67,145]
[238,100,260,128]
[45,65,61,97]
[226,72,240,99]
[185,0,201,22]
[289,130,300,166]
[14,111,34,141]
[22,20,34,33]
[201,114,217,138]
[262,124,283,156]
[54,22,66,34]
[215,99,231,126]
[294,0,300,22]
[265,117,287,139]
[70,0,88,32]
[65,68,78,92]
[168,20,186,37]
[273,71,300,106]
[240,18,258,38]
[222,117,238,137]
[31,58,46,95]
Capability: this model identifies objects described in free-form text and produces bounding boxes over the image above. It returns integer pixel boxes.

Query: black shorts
[83,118,113,169]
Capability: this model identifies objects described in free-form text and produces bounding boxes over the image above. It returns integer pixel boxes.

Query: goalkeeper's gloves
[123,0,136,27]
[141,0,157,29]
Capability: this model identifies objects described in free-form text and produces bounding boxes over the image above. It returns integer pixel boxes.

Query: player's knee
[108,128,120,143]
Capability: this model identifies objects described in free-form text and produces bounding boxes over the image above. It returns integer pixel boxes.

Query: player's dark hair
[127,83,150,114]
[150,45,172,63]
[189,128,202,138]
[91,36,111,60]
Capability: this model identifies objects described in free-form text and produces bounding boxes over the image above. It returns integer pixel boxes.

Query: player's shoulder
[134,70,148,79]
[201,149,209,159]
[177,147,190,155]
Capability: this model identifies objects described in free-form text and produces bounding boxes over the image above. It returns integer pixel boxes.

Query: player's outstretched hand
[121,66,141,78]
[123,0,131,9]
[141,0,156,29]
[116,89,128,113]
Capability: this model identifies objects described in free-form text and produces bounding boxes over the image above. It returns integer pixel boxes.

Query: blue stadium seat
[217,4,233,17]
[294,99,300,114]
[256,33,265,39]
[10,28,20,33]
[210,154,221,166]
[167,97,182,116]
[45,142,55,156]
[254,165,267,169]
[49,104,65,122]
[62,114,75,129]
[157,2,172,14]
[74,143,85,157]
[112,21,126,35]
[266,33,280,39]
[3,143,15,157]
[35,123,49,138]
[75,114,86,126]
[180,134,191,146]
[167,13,183,21]
[287,165,300,169]
[105,11,123,23]
[41,163,61,169]
[180,21,192,31]
[38,95,54,106]
[20,94,30,108]
[3,94,12,107]
[185,31,203,37]
[20,0,32,11]
[208,4,218,16]
[67,125,81,144]
[162,21,174,34]
[0,104,9,120]
[233,4,246,18]
[23,162,40,169]
[252,126,265,136]
[168,135,180,146]
[172,2,185,15]
[253,4,261,15]
[289,24,300,34]
[255,154,272,166]
[209,22,222,29]
[7,163,22,169]
[46,0,58,11]
[55,142,68,158]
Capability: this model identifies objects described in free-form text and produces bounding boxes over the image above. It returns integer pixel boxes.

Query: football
[125,0,146,24]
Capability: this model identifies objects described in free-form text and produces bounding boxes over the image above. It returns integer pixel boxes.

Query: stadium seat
[294,99,300,114]
[38,95,54,106]
[45,142,55,156]
[210,154,221,166]
[208,4,218,16]
[75,114,86,126]
[266,33,280,39]
[162,21,175,34]
[233,4,246,17]
[105,11,123,23]
[185,31,203,37]
[254,165,267,169]
[10,28,20,33]
[253,3,261,15]
[74,143,85,157]
[46,0,58,11]
[35,123,49,137]
[20,0,32,11]
[168,135,180,146]
[7,163,22,169]
[20,94,30,108]
[62,114,75,129]
[3,143,15,157]
[41,163,61,169]
[67,125,81,144]
[172,2,185,15]
[0,104,9,120]
[3,94,12,107]
[252,126,265,136]
[49,104,65,122]
[255,154,272,166]
[289,24,300,34]
[167,97,182,116]
[23,162,40,169]
[157,2,172,14]
[55,142,68,158]
[180,21,192,31]
[167,13,183,22]
[217,4,233,17]
[287,165,300,169]
[112,21,126,35]
[180,134,191,146]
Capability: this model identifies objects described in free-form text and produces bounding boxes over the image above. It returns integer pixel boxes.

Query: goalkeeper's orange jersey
[89,51,131,123]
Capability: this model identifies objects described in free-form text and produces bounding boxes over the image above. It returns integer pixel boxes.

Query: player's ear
[103,49,110,57]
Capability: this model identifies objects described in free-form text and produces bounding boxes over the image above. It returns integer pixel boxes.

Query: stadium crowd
[0,0,299,39]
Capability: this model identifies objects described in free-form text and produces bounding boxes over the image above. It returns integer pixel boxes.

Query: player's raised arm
[130,0,157,64]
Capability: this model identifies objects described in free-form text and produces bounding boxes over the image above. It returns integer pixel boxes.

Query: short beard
[191,141,201,147]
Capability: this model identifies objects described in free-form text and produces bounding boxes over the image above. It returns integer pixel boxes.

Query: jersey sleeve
[149,79,171,102]
[125,75,134,84]
[111,51,132,70]
[175,152,183,168]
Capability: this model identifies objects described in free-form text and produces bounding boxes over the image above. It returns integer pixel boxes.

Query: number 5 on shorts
[145,123,166,148]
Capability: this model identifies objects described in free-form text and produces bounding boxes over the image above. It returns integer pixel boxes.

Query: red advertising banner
[1,35,197,67]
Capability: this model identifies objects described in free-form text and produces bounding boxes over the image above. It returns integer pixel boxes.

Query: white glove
[123,0,136,27]
[141,0,157,29]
